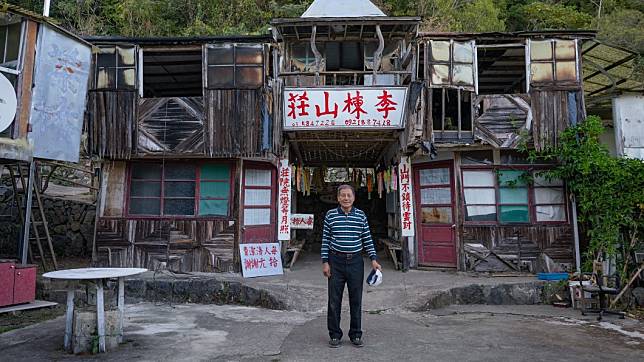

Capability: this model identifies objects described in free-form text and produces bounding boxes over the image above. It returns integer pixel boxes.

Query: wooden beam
[16,20,38,139]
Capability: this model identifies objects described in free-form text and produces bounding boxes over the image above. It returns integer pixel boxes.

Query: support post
[64,289,75,352]
[117,277,124,343]
[571,195,581,273]
[20,162,35,265]
[96,279,106,353]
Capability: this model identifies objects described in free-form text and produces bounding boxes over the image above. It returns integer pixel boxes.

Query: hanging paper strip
[278,159,291,241]
[398,157,415,237]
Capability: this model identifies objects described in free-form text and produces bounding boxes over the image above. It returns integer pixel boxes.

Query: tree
[455,0,506,32]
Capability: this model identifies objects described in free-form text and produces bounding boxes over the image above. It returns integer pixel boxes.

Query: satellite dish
[0,73,18,133]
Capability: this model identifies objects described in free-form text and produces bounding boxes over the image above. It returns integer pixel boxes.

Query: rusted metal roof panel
[301,0,386,18]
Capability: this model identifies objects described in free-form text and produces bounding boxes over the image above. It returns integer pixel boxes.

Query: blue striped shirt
[321,206,377,262]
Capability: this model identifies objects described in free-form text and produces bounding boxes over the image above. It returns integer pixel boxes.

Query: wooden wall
[87,91,137,159]
[530,89,585,151]
[95,218,235,272]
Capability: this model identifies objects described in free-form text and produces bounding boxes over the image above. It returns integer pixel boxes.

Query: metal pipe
[571,194,581,272]
[43,0,51,17]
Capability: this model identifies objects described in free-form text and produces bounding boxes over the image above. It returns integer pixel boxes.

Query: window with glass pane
[243,168,272,226]
[428,40,474,88]
[163,164,196,216]
[129,163,162,215]
[207,44,263,89]
[498,170,529,223]
[95,45,136,90]
[0,22,22,68]
[530,39,578,83]
[463,170,496,221]
[533,172,566,222]
[199,164,231,216]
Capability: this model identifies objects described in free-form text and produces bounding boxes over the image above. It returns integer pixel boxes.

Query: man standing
[322,184,382,348]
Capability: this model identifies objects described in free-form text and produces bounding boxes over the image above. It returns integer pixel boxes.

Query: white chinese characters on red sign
[240,242,284,278]
[398,157,415,237]
[283,87,407,130]
[278,160,291,241]
[290,214,314,229]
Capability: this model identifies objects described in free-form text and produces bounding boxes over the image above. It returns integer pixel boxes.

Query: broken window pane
[452,64,473,86]
[118,46,136,66]
[536,205,566,222]
[208,45,234,65]
[208,66,234,87]
[419,168,449,186]
[117,68,136,88]
[463,170,495,187]
[421,187,451,205]
[97,47,116,67]
[164,199,195,215]
[556,61,577,81]
[465,206,496,221]
[453,42,473,63]
[236,45,263,64]
[534,187,564,204]
[531,63,554,82]
[236,66,263,87]
[97,68,115,88]
[555,40,576,60]
[421,207,452,224]
[3,23,21,65]
[530,41,552,61]
[461,151,493,165]
[431,64,450,85]
[499,205,529,223]
[430,41,450,62]
[464,188,495,204]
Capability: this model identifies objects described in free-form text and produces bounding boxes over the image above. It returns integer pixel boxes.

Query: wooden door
[241,164,276,243]
[414,162,457,267]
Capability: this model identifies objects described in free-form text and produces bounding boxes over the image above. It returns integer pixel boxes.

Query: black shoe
[329,338,341,348]
[350,337,364,347]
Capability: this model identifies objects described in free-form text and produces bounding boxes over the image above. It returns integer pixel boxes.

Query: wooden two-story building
[89,0,594,274]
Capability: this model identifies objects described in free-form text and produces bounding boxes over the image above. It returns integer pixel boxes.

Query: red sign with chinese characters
[398,156,415,237]
[278,160,291,241]
[240,242,284,278]
[283,87,407,130]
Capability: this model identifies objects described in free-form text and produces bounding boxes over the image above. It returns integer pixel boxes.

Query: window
[95,45,136,90]
[427,40,475,89]
[243,168,273,225]
[0,22,22,69]
[128,162,232,217]
[530,39,578,83]
[206,43,264,89]
[431,88,472,139]
[142,49,203,98]
[289,42,324,72]
[476,45,526,94]
[462,168,567,224]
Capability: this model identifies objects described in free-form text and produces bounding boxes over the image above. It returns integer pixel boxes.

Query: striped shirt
[321,206,377,262]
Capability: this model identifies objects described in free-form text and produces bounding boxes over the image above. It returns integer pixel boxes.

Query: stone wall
[0,183,95,259]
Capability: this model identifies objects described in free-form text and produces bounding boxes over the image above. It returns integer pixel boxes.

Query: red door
[241,164,277,243]
[414,162,457,267]
[0,262,15,307]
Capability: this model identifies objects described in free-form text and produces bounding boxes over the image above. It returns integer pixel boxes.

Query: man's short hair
[337,184,355,196]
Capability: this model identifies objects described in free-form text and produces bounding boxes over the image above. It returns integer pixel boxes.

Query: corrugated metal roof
[301,0,386,18]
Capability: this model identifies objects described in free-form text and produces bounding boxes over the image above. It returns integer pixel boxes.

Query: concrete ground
[0,303,641,361]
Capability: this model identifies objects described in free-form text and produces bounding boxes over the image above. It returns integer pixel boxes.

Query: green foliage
[455,0,506,32]
[514,2,593,30]
[525,116,644,276]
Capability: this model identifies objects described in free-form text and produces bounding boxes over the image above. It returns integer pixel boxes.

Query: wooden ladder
[6,162,58,271]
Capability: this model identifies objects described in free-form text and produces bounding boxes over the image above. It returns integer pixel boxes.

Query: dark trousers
[327,251,364,340]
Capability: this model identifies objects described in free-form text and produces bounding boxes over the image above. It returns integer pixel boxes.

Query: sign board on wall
[290,214,314,229]
[277,160,291,240]
[28,25,92,162]
[283,87,407,130]
[0,73,17,133]
[240,242,284,278]
[398,156,415,237]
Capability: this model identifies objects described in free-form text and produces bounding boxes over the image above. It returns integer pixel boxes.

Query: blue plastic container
[537,272,569,281]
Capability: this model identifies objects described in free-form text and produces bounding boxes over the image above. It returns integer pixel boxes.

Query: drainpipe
[571,194,581,273]
[43,0,51,16]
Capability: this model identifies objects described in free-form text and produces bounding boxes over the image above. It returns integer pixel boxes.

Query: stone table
[42,268,147,353]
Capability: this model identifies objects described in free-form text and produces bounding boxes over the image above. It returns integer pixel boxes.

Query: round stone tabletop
[43,267,147,280]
